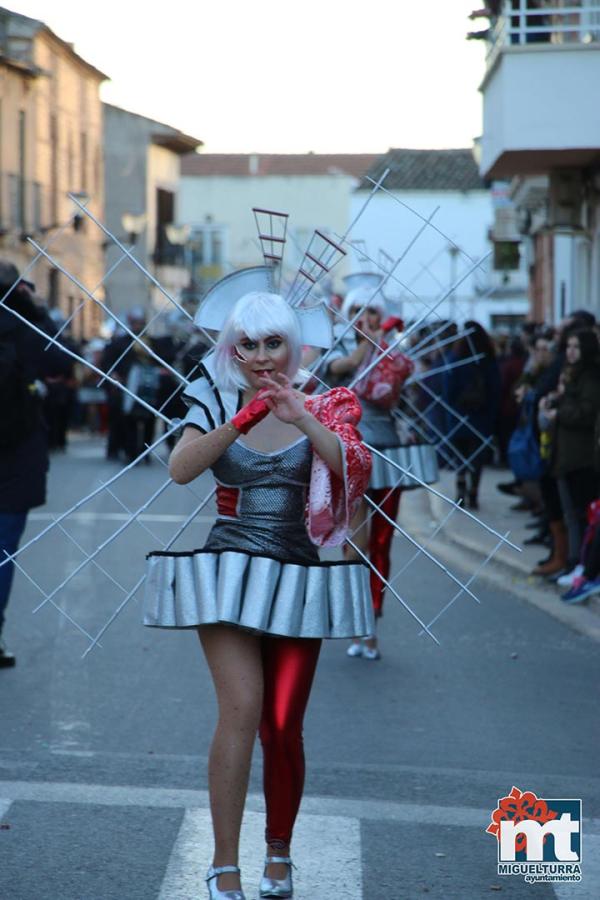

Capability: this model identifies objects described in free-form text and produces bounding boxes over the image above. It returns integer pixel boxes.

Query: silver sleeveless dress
[327,330,438,490]
[143,371,374,639]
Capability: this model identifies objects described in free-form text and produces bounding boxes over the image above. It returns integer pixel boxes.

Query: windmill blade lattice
[286,230,346,307]
[252,207,289,290]
[0,191,518,655]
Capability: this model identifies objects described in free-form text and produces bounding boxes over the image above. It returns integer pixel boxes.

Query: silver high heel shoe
[259,855,294,898]
[206,865,245,900]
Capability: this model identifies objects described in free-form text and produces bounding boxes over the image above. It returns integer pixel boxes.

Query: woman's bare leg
[199,624,263,892]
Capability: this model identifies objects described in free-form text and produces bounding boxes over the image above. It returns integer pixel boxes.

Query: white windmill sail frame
[0,186,518,655]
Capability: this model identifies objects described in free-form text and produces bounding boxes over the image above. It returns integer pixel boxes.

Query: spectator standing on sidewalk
[540,330,600,583]
[509,331,556,549]
[101,307,158,462]
[44,310,78,451]
[0,262,56,667]
[443,321,500,510]
[414,321,457,461]
[561,501,600,604]
[496,335,527,465]
[527,319,593,577]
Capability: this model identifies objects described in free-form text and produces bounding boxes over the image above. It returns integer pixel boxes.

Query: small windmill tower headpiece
[194,208,348,349]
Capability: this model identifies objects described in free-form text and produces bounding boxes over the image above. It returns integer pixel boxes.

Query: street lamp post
[121,212,147,246]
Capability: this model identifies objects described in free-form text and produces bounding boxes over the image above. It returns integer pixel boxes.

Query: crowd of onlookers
[412,309,600,606]
[96,307,209,464]
[495,312,600,605]
[7,304,211,463]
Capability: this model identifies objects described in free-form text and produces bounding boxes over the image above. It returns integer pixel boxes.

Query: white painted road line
[49,538,93,754]
[159,808,362,900]
[0,799,11,819]
[159,809,210,900]
[3,781,598,898]
[553,834,600,900]
[1,779,599,834]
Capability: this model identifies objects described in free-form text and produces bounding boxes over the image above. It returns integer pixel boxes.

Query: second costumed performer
[326,278,438,660]
[143,278,373,900]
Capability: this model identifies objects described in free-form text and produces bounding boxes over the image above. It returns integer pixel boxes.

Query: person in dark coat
[496,335,527,464]
[541,329,600,575]
[442,320,501,509]
[530,320,598,576]
[0,262,60,667]
[413,322,457,463]
[43,311,78,451]
[100,307,160,462]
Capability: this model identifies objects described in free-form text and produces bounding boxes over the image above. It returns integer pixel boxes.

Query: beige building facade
[179,154,378,296]
[0,7,107,337]
[103,103,202,321]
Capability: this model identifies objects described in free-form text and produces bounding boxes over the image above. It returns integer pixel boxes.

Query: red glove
[230,390,270,434]
[381,315,404,334]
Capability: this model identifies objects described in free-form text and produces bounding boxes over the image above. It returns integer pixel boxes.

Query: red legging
[259,636,322,847]
[368,487,402,617]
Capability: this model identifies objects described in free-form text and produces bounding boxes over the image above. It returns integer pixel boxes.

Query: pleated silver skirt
[369,443,439,490]
[143,549,374,639]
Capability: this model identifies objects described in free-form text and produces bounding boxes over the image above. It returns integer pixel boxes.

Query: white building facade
[350,149,529,330]
[477,0,600,323]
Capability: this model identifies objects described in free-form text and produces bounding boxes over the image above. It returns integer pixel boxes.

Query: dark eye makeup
[238,335,283,351]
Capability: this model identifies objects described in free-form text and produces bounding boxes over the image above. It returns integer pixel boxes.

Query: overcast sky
[11,0,487,154]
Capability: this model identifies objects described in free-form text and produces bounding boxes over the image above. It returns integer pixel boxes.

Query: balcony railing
[486,1,600,66]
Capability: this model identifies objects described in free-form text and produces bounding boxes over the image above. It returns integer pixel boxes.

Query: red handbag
[354,342,414,409]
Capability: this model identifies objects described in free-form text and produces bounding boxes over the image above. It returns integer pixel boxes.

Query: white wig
[213,291,303,391]
[341,286,387,322]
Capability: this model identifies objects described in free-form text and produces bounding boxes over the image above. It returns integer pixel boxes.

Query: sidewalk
[401,466,600,643]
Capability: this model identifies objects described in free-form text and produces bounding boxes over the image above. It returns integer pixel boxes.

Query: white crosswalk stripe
[1,779,600,832]
[552,834,600,900]
[2,780,599,897]
[159,808,362,900]
[0,799,11,819]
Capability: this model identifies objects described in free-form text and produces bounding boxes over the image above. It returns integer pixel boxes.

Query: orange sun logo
[487,787,558,854]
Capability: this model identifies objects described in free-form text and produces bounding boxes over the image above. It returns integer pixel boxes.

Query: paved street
[1,436,599,900]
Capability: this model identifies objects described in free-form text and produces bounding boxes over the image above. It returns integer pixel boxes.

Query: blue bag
[507,394,546,481]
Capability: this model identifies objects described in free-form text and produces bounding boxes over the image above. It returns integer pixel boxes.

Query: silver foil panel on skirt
[143,549,375,639]
[369,443,438,490]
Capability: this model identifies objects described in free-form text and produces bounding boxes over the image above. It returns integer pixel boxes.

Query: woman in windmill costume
[143,268,373,900]
[325,273,438,660]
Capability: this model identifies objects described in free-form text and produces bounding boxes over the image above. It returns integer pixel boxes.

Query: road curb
[405,494,600,645]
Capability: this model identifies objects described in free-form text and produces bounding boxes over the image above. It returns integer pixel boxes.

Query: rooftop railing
[486,1,600,67]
